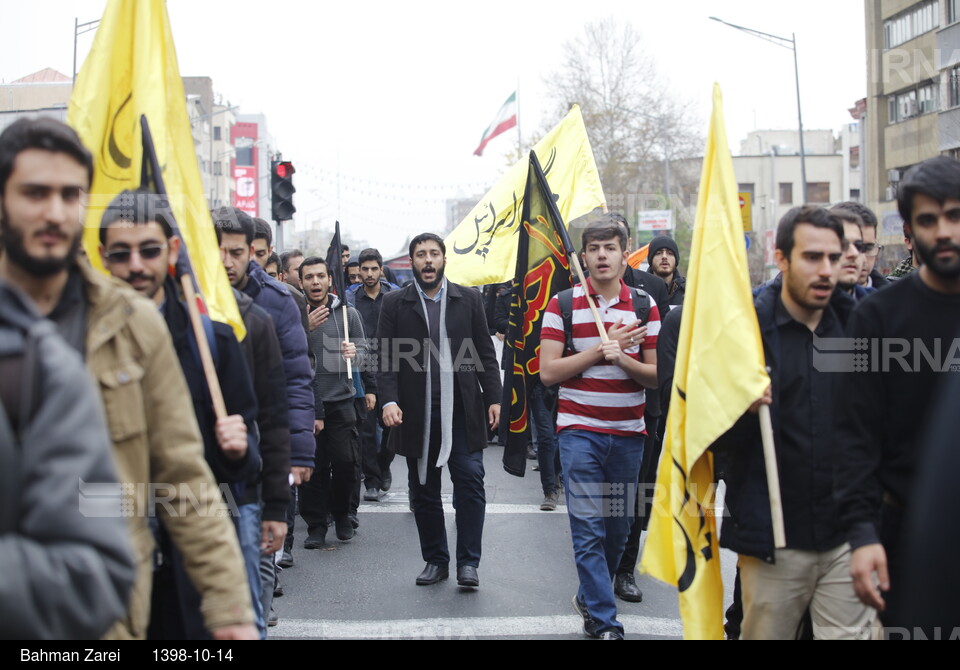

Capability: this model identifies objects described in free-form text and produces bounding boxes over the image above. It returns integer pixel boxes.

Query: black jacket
[714,277,855,561]
[378,281,502,458]
[234,290,291,523]
[160,280,260,489]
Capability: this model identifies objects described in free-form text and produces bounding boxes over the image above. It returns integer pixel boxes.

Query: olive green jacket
[78,262,253,639]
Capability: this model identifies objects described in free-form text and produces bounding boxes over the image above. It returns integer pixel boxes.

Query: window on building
[214,161,222,176]
[883,1,940,49]
[850,189,861,202]
[235,147,253,166]
[738,183,755,200]
[918,82,938,114]
[850,146,861,169]
[214,126,222,141]
[806,182,830,204]
[951,66,960,108]
[950,0,960,24]
[898,89,918,121]
[779,182,794,205]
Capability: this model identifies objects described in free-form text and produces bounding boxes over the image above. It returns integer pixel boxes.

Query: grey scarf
[416,280,454,485]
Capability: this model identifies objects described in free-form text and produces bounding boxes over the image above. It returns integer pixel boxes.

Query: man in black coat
[377,233,502,588]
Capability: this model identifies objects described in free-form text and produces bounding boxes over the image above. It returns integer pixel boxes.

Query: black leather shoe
[335,515,355,541]
[278,549,294,568]
[614,573,643,603]
[303,527,328,550]
[348,512,360,529]
[457,565,479,588]
[364,487,381,501]
[415,563,449,585]
[381,469,392,492]
[273,583,284,598]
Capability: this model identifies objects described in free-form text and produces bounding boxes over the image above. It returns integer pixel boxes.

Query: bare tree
[542,18,703,209]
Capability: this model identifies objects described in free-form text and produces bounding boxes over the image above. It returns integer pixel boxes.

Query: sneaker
[572,595,601,639]
[598,628,624,640]
[540,491,559,511]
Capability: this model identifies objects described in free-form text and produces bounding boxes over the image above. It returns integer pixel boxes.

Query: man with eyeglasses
[829,207,875,302]
[99,189,270,638]
[832,202,889,289]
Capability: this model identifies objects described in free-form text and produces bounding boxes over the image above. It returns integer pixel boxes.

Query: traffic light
[271,160,296,221]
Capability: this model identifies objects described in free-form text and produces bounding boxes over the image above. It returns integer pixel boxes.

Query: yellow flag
[639,84,770,639]
[67,0,244,339]
[444,106,605,286]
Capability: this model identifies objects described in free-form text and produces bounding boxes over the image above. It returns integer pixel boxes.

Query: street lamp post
[73,18,100,86]
[710,16,808,203]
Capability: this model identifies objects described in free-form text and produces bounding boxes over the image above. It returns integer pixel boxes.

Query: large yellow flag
[444,106,605,286]
[639,84,770,639]
[67,0,244,338]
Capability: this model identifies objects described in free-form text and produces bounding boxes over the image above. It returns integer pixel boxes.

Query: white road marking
[271,614,683,639]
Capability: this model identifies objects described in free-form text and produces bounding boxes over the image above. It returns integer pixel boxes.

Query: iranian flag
[473,91,517,156]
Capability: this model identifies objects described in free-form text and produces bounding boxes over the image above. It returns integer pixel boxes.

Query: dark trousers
[407,413,485,568]
[879,502,905,630]
[300,399,359,532]
[616,413,660,576]
[359,407,384,490]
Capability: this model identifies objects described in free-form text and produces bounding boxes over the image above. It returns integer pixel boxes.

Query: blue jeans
[530,382,560,495]
[559,429,644,634]
[235,502,265,639]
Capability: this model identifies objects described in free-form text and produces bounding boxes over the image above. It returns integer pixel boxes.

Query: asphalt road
[270,444,738,640]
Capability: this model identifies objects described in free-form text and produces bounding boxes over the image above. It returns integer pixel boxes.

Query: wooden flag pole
[180,274,227,419]
[342,304,353,380]
[566,251,610,344]
[759,404,786,548]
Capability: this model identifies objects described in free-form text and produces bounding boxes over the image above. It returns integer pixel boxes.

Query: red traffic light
[275,161,295,179]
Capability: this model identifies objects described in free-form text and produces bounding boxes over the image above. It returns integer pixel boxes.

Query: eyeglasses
[842,240,866,254]
[862,243,883,258]
[103,243,167,264]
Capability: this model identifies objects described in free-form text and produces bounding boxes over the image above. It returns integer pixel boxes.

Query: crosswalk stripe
[271,614,683,639]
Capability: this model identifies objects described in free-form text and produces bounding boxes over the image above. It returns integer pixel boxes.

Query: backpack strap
[557,286,651,354]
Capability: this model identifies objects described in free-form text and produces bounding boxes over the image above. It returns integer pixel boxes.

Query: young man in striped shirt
[539,217,660,640]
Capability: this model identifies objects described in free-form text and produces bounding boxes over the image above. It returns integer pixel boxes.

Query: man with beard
[297,256,374,546]
[214,208,316,568]
[98,190,268,637]
[835,155,960,631]
[715,206,873,639]
[829,207,874,302]
[646,235,685,308]
[377,233,501,588]
[347,248,399,499]
[0,117,255,639]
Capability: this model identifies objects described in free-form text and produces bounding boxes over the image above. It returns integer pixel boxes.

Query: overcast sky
[1,0,866,255]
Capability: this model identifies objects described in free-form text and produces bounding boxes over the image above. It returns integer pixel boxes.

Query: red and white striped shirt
[541,279,660,436]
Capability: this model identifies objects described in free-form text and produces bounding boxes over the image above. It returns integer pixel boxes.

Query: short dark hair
[346,260,360,270]
[898,156,960,223]
[358,248,383,267]
[253,218,272,246]
[212,207,255,245]
[99,189,175,244]
[299,255,327,280]
[0,117,93,195]
[581,213,627,252]
[832,201,878,228]
[342,244,350,253]
[280,249,304,273]
[829,206,864,230]
[265,252,280,269]
[775,206,843,259]
[409,232,445,258]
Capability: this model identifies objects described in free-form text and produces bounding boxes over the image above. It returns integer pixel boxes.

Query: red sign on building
[230,122,259,217]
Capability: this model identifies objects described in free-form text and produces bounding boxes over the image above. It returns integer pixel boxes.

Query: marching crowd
[1,117,958,641]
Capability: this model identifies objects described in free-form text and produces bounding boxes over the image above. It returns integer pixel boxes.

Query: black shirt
[774,297,846,551]
[834,271,960,550]
[47,268,87,357]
